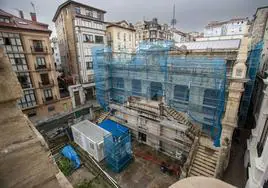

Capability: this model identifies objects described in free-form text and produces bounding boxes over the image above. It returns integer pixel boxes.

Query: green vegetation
[58,158,74,176]
[75,176,111,188]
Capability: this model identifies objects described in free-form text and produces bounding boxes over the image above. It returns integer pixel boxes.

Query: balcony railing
[35,64,51,71]
[31,46,48,53]
[39,79,54,88]
[42,95,58,104]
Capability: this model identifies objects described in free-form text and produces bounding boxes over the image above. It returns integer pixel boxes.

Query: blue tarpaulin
[61,145,81,169]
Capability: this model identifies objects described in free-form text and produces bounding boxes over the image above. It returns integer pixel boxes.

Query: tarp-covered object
[61,145,81,169]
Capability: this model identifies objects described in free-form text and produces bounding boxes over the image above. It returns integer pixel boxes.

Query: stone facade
[0,47,72,188]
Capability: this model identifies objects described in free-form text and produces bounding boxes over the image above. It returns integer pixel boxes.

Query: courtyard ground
[104,141,180,188]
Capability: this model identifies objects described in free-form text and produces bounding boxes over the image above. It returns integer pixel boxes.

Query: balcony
[42,95,58,105]
[39,79,54,88]
[35,64,51,71]
[21,83,32,89]
[30,46,48,54]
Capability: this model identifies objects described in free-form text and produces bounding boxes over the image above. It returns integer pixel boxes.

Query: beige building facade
[0,9,72,120]
[106,20,136,53]
[53,0,106,108]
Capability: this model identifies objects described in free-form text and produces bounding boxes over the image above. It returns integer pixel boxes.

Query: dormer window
[75,7,81,14]
[0,17,10,23]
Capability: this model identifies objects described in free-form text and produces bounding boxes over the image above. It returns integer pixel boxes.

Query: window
[86,61,93,70]
[203,89,219,115]
[75,7,81,14]
[95,35,103,43]
[86,9,93,17]
[257,119,268,157]
[40,73,50,85]
[8,54,27,72]
[118,44,121,50]
[124,33,126,41]
[0,17,10,23]
[83,34,94,42]
[36,57,46,68]
[33,40,43,52]
[129,34,131,41]
[44,88,53,101]
[93,11,97,18]
[4,37,11,45]
[17,72,32,88]
[18,89,37,109]
[117,32,120,39]
[174,85,189,101]
[132,79,141,96]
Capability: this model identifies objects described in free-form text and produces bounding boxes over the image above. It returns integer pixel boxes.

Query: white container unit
[71,120,111,162]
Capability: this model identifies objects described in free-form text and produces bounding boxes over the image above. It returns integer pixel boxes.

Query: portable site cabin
[71,120,111,162]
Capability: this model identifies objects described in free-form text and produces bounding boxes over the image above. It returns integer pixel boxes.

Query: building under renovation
[92,36,261,178]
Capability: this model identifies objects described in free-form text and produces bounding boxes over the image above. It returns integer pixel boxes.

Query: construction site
[40,38,263,188]
[1,37,262,188]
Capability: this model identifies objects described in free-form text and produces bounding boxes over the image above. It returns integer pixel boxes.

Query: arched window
[132,79,141,96]
[174,85,189,101]
[150,82,162,101]
[203,89,219,115]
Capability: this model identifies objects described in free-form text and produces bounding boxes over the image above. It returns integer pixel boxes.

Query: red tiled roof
[0,9,51,33]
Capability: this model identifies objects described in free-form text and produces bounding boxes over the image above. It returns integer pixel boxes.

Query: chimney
[30,12,37,22]
[19,10,24,19]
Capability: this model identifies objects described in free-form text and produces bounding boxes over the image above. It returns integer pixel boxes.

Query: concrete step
[188,145,219,178]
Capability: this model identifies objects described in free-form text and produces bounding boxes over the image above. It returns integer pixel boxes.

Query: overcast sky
[1,0,267,36]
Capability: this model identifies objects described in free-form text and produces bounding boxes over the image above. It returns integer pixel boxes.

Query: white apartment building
[204,18,248,37]
[51,37,61,70]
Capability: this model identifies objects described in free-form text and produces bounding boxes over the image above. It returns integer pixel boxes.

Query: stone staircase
[163,106,200,140]
[96,111,110,124]
[188,145,219,177]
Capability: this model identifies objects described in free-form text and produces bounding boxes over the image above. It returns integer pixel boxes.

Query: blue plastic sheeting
[239,41,263,126]
[61,145,81,169]
[99,119,128,138]
[93,41,226,147]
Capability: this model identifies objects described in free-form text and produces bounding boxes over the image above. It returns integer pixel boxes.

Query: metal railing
[39,79,54,88]
[35,63,51,71]
[31,46,48,53]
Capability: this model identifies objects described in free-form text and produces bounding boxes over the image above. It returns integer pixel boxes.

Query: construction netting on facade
[93,41,226,147]
[100,119,132,172]
[239,41,263,126]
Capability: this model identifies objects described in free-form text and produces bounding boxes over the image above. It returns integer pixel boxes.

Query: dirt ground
[104,141,180,188]
[68,167,95,185]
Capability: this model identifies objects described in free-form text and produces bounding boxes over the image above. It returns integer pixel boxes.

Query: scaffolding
[100,119,132,172]
[239,41,263,126]
[93,41,227,147]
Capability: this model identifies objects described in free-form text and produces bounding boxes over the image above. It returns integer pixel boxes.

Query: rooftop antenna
[31,2,36,13]
[171,4,177,29]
